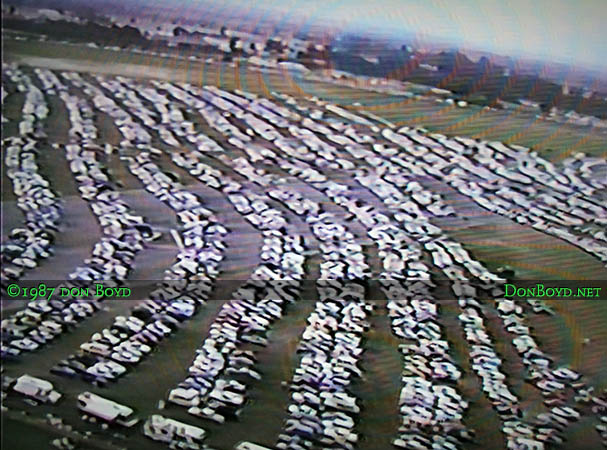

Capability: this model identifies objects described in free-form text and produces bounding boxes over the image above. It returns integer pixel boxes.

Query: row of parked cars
[278,282,370,450]
[1,82,7,123]
[161,167,306,425]
[8,66,48,137]
[592,391,607,447]
[176,109,379,448]
[1,72,154,360]
[269,186,370,280]
[136,86,391,449]
[170,280,300,422]
[218,97,480,449]
[58,122,149,281]
[332,117,596,447]
[457,294,535,449]
[70,70,229,283]
[190,86,486,450]
[126,150,226,279]
[49,73,232,388]
[75,76,311,431]
[494,297,588,446]
[91,76,310,428]
[52,293,204,384]
[6,66,601,448]
[34,67,67,95]
[2,67,60,281]
[385,286,472,450]
[1,296,99,359]
[41,68,154,282]
[381,128,607,266]
[234,90,606,449]
[1,137,61,281]
[285,100,586,448]
[131,77,607,447]
[256,186,369,448]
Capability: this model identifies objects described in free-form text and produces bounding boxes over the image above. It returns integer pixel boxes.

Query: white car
[11,338,39,351]
[80,342,111,357]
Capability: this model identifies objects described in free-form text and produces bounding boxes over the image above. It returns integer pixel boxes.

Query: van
[234,442,273,450]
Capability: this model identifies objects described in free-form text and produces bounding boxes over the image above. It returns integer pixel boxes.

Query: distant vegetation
[3,10,607,121]
[309,45,607,119]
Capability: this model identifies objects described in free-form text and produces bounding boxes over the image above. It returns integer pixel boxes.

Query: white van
[235,442,272,450]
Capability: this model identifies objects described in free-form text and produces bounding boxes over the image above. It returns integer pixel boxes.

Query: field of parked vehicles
[2,38,607,450]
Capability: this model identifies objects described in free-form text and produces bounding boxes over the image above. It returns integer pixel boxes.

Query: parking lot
[2,41,607,450]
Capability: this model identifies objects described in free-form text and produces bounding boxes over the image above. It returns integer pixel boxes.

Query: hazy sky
[179,0,606,70]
